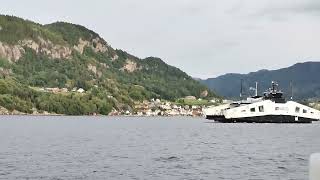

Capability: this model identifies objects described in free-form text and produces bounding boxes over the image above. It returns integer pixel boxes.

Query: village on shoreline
[0,94,222,117]
[2,86,320,117]
[36,87,221,117]
[109,97,220,117]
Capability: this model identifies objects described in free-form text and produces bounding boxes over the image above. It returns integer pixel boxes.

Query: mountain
[200,62,320,100]
[0,15,216,115]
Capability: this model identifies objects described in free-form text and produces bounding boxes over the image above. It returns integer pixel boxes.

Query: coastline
[0,107,204,117]
[0,100,208,117]
[0,113,204,117]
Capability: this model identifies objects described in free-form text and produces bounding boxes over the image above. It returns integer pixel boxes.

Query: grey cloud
[292,1,320,13]
[256,0,320,18]
[0,0,319,78]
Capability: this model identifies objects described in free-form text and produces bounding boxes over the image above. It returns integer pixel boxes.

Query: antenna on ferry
[255,82,258,96]
[290,81,293,100]
[240,79,243,99]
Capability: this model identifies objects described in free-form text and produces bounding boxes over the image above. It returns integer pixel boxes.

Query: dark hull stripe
[206,115,314,123]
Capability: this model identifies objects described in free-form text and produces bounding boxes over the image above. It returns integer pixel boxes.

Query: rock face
[121,59,138,73]
[73,38,90,54]
[20,38,72,59]
[88,64,97,74]
[0,67,12,77]
[0,106,26,115]
[0,42,24,62]
[92,37,108,53]
[0,36,111,62]
[111,54,118,61]
[0,37,74,61]
[20,39,39,52]
[200,90,208,98]
[88,64,103,78]
[74,38,109,54]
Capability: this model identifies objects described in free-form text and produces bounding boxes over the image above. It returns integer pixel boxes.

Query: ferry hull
[206,115,313,123]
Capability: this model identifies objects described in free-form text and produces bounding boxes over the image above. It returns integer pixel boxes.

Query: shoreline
[0,114,204,117]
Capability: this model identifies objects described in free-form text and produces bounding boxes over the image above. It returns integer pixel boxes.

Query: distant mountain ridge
[200,62,320,100]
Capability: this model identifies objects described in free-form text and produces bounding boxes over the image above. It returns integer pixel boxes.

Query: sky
[1,0,320,78]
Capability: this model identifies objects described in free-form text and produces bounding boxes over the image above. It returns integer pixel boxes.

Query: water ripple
[0,116,319,180]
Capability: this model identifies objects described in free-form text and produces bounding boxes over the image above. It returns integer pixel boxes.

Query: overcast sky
[1,0,320,78]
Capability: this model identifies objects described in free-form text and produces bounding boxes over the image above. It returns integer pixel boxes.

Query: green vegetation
[0,15,64,45]
[0,58,11,69]
[0,78,113,115]
[36,93,113,115]
[0,15,218,115]
[45,22,100,45]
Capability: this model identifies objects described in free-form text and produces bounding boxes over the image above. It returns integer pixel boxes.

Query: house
[185,96,196,100]
[77,88,85,93]
[45,87,60,93]
[61,88,68,93]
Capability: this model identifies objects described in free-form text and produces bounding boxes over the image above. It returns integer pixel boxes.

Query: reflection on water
[0,116,319,180]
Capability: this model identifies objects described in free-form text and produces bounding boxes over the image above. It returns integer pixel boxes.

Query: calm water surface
[0,116,319,180]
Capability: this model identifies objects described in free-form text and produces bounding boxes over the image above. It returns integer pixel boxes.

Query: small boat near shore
[204,81,320,123]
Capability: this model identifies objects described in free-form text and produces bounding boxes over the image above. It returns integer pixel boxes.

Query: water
[0,116,319,180]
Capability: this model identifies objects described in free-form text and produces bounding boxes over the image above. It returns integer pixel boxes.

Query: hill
[0,15,216,115]
[200,62,320,100]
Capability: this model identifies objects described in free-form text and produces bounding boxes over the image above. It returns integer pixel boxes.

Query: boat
[204,81,320,123]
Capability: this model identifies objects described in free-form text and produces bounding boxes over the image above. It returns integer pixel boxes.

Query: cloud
[255,0,320,19]
[284,0,320,13]
[0,0,320,78]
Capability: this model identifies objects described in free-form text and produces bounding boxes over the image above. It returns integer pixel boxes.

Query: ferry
[204,81,320,123]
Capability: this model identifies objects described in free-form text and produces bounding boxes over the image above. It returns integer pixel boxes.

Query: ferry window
[303,109,307,113]
[250,108,255,112]
[311,112,314,114]
[295,107,300,113]
[259,106,264,112]
[275,107,279,110]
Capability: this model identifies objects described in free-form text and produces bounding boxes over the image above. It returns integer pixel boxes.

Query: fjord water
[0,116,319,180]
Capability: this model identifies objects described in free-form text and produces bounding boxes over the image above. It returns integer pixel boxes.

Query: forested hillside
[0,15,216,115]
